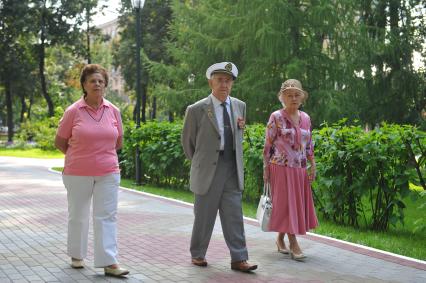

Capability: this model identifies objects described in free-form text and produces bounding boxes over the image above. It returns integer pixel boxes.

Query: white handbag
[256,183,272,232]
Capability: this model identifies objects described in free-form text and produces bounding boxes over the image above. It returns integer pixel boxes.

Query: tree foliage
[0,0,37,141]
[1,0,425,145]
[113,0,172,121]
[0,0,103,143]
[152,0,425,127]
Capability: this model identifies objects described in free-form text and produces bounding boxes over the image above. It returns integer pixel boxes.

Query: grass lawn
[0,147,64,159]
[312,210,425,260]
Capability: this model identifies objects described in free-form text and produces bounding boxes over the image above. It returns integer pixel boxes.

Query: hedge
[313,121,425,231]
[120,120,425,231]
[14,117,425,231]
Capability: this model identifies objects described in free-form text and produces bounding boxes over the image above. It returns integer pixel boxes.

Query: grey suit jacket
[181,95,246,195]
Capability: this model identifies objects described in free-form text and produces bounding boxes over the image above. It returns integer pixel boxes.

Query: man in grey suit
[181,62,257,272]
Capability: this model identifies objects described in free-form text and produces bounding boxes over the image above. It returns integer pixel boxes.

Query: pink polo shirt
[57,97,123,176]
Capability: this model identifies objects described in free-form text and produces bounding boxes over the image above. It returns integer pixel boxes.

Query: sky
[92,0,121,26]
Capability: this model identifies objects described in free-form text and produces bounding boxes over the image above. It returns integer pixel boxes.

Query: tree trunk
[361,0,377,125]
[289,0,300,57]
[388,0,401,71]
[86,6,91,64]
[27,90,34,120]
[151,96,156,120]
[39,8,54,117]
[20,92,27,123]
[168,111,174,122]
[5,78,14,143]
[133,105,137,122]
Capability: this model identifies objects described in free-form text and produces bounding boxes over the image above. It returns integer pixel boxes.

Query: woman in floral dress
[263,79,318,261]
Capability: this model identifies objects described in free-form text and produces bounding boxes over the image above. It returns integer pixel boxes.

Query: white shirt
[211,94,234,150]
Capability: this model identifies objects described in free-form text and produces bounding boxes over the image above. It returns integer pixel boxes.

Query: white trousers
[62,173,120,267]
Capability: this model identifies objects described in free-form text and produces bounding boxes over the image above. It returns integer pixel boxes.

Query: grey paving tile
[23,275,43,281]
[0,156,425,283]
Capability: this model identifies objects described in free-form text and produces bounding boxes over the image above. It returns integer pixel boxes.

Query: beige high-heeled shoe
[290,249,306,261]
[275,241,289,254]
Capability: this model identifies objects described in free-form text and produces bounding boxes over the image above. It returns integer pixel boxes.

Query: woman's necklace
[85,107,105,122]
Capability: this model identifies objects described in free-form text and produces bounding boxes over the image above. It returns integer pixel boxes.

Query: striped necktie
[221,102,233,160]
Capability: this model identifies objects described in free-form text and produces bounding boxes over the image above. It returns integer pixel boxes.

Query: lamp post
[131,0,145,185]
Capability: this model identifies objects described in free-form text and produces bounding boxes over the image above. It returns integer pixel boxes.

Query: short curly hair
[80,64,109,96]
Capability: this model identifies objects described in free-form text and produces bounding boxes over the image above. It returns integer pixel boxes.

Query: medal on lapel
[207,108,213,119]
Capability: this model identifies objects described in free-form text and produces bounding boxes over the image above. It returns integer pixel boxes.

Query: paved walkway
[0,156,425,283]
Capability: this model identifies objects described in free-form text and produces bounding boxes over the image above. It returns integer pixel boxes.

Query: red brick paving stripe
[119,186,426,272]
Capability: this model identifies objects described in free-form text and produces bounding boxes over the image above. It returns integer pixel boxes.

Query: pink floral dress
[263,109,318,234]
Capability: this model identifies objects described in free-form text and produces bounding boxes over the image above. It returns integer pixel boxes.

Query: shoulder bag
[256,182,272,232]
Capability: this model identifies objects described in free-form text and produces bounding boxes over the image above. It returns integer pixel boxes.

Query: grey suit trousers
[190,154,248,262]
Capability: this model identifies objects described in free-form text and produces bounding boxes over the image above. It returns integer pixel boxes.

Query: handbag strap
[263,182,272,198]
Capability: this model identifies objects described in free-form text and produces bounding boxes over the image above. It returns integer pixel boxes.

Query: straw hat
[279,79,307,96]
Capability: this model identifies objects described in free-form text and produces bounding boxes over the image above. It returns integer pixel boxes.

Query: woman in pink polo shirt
[55,64,128,277]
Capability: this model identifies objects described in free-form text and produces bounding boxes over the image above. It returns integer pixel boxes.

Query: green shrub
[118,121,137,180]
[120,122,267,201]
[412,190,426,233]
[19,110,423,233]
[313,120,425,231]
[16,108,63,150]
[120,120,424,231]
[243,124,265,202]
[119,121,189,188]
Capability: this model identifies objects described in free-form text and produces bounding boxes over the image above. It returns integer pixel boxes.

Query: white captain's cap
[206,62,238,80]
